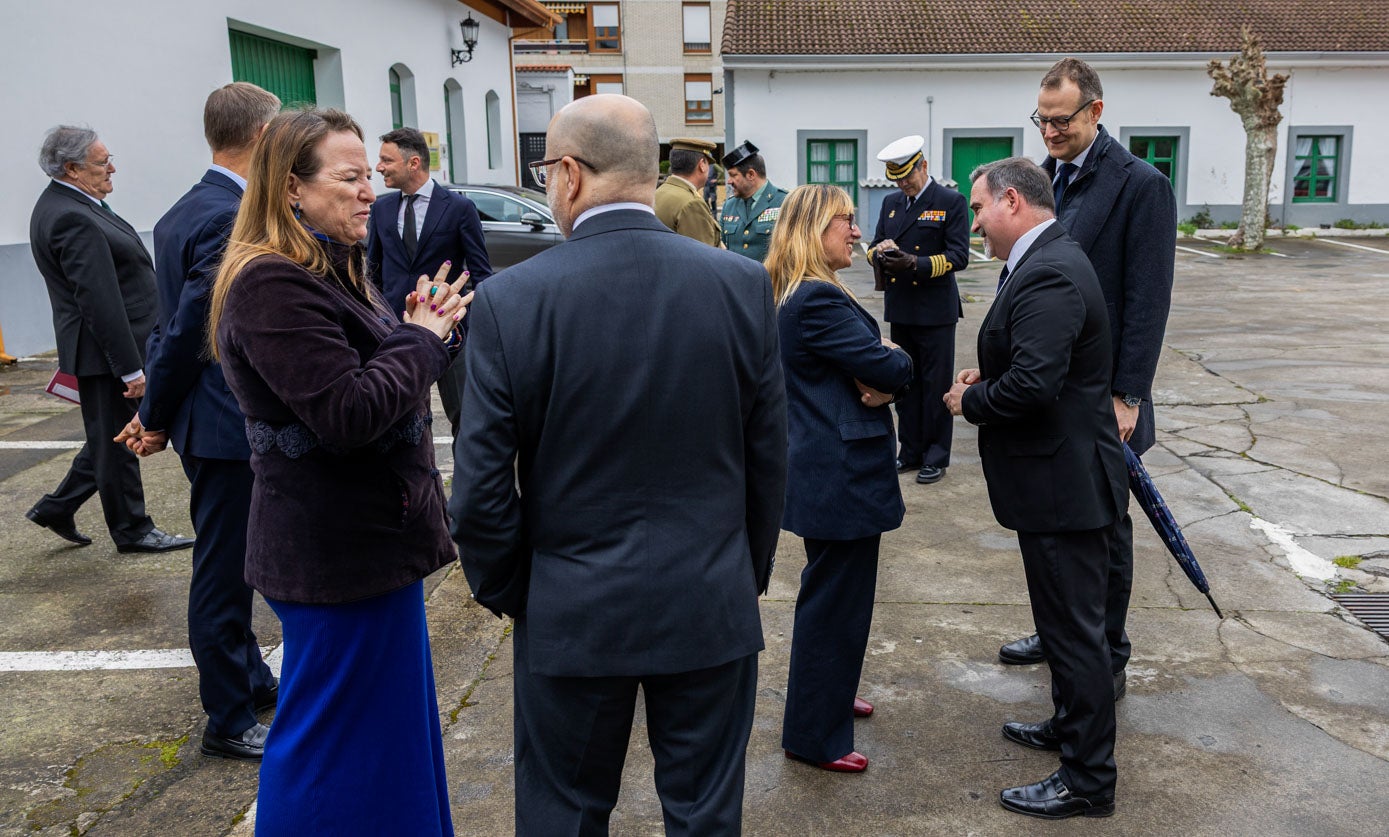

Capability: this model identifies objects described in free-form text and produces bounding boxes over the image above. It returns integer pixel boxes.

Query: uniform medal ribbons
[919,210,947,222]
[756,207,780,223]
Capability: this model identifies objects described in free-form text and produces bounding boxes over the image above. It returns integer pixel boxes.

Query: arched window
[445,80,467,183]
[389,64,418,129]
[485,90,502,170]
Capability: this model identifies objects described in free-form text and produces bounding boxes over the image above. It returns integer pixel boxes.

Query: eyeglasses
[80,156,114,169]
[832,213,858,229]
[1029,100,1096,131]
[528,155,598,187]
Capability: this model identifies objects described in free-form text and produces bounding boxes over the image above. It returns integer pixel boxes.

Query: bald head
[547,94,659,199]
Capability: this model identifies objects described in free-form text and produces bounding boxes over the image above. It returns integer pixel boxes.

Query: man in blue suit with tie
[368,127,491,438]
[997,59,1176,695]
[120,82,282,760]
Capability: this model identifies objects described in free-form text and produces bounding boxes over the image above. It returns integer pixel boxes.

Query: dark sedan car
[448,184,562,268]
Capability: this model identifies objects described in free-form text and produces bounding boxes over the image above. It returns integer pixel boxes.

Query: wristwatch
[1117,392,1143,408]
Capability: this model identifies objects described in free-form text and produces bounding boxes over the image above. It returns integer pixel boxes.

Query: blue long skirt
[256,580,453,836]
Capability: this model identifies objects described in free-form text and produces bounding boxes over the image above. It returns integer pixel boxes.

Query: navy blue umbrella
[1124,444,1224,618]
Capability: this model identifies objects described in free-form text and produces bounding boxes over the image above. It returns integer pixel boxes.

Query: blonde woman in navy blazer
[768,184,913,774]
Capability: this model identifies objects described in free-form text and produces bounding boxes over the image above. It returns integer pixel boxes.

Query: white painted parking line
[1318,238,1389,255]
[970,250,992,262]
[0,645,282,672]
[1176,244,1221,259]
[0,441,84,450]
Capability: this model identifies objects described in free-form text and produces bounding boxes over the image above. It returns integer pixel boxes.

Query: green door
[951,136,1013,222]
[951,137,1014,195]
[229,30,316,108]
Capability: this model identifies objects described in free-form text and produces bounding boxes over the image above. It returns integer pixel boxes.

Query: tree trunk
[1231,116,1277,250]
[1208,27,1288,252]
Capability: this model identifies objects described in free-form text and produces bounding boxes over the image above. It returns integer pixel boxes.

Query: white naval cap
[877,135,925,181]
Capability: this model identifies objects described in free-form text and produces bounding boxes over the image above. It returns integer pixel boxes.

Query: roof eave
[721,51,1389,71]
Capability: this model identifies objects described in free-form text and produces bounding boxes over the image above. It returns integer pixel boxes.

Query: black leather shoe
[1002,718,1061,751]
[1114,669,1127,701]
[253,682,279,714]
[201,722,269,760]
[1000,771,1114,819]
[26,508,92,546]
[998,633,1045,665]
[116,528,195,554]
[896,457,921,473]
[916,465,945,484]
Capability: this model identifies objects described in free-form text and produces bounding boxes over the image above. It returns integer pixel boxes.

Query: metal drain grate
[1332,594,1389,640]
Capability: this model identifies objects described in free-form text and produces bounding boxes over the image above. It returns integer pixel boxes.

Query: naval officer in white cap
[868,135,970,486]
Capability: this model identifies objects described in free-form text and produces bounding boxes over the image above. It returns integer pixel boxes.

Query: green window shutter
[806,139,858,204]
[1292,136,1339,203]
[1128,136,1178,191]
[229,29,316,108]
[389,69,403,130]
[444,87,456,181]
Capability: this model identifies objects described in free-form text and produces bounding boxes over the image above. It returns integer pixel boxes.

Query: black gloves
[879,249,916,275]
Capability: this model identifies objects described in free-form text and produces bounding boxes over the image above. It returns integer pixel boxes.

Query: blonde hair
[764,184,856,306]
[208,109,370,360]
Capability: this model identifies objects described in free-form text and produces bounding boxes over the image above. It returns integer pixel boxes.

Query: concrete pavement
[2,234,1387,835]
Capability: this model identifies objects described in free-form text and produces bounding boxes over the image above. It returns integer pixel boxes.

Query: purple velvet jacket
[216,239,456,604]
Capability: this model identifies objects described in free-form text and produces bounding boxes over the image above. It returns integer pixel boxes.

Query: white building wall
[0,0,522,356]
[728,61,1389,227]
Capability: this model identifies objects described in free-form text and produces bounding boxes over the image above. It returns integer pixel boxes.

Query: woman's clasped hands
[403,260,475,341]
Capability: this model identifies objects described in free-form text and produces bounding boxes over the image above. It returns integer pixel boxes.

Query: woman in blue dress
[209,108,468,835]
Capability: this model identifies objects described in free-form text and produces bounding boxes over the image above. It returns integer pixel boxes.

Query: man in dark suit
[451,94,787,835]
[25,126,194,555]
[946,157,1128,819]
[998,59,1177,691]
[869,135,970,485]
[368,127,491,438]
[118,83,281,760]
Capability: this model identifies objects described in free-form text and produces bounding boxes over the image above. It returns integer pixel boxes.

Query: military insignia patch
[888,210,896,219]
[756,207,781,223]
[919,210,947,222]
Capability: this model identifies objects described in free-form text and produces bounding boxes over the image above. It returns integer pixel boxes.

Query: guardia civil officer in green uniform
[655,138,721,247]
[719,141,787,261]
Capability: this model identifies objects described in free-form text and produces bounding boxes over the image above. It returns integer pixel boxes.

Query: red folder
[45,370,80,404]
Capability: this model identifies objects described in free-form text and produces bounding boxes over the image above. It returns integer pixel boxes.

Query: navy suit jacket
[367,180,492,315]
[1043,126,1176,454]
[140,169,249,459]
[30,181,157,378]
[450,209,788,678]
[870,179,970,327]
[779,281,912,540]
[962,223,1128,533]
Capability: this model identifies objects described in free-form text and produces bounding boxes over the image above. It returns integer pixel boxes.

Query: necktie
[996,265,1010,292]
[1053,162,1076,213]
[403,193,419,262]
[100,200,115,215]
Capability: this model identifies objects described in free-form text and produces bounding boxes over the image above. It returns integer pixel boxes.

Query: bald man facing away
[451,95,787,835]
